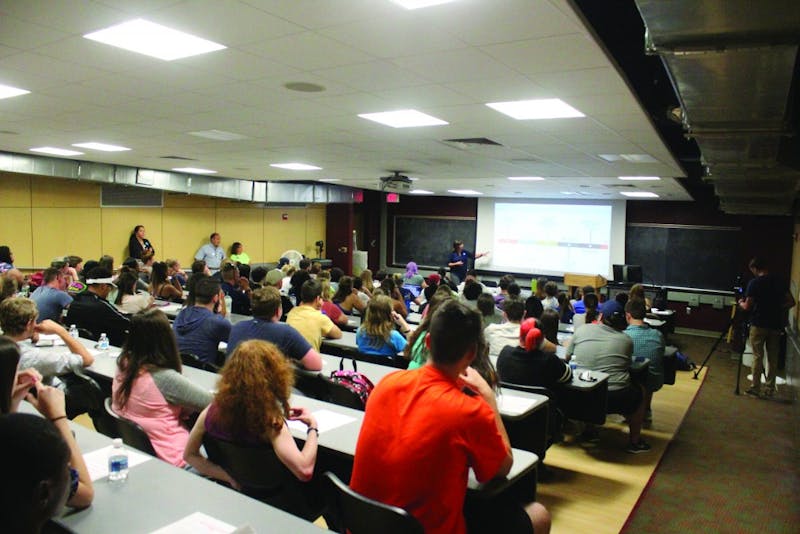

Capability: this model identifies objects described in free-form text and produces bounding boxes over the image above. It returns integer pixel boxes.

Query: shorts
[606,383,643,416]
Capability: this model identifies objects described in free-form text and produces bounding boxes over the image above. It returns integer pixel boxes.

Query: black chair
[104,398,157,456]
[180,352,220,373]
[77,327,97,341]
[202,433,319,521]
[500,381,563,449]
[323,472,423,534]
[293,368,330,401]
[353,351,408,370]
[60,372,105,420]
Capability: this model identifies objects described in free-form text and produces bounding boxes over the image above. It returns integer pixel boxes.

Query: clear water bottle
[69,324,79,339]
[108,438,129,483]
[224,295,232,317]
[98,333,109,350]
[20,283,30,297]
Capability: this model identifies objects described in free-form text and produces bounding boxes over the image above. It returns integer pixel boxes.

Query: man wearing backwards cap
[65,267,130,347]
[565,299,650,453]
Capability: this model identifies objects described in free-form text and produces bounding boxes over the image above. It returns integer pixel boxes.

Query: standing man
[195,233,225,273]
[350,300,550,534]
[739,257,795,398]
[447,240,488,285]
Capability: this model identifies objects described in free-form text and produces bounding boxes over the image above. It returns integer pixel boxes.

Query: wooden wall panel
[163,193,216,208]
[100,208,163,262]
[264,208,305,261]
[0,208,33,267]
[305,207,327,258]
[215,208,264,263]
[31,208,102,265]
[162,208,216,266]
[30,177,100,207]
[0,172,31,206]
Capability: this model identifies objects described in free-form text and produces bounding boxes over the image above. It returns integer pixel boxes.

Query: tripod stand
[693,307,749,395]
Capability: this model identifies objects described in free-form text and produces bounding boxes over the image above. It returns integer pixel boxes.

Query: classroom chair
[103,398,157,456]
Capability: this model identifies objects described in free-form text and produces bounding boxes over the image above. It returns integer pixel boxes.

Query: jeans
[749,326,781,392]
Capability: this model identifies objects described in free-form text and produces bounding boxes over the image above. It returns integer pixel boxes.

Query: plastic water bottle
[108,438,129,483]
[69,324,79,339]
[224,295,232,317]
[98,333,109,350]
[20,283,30,297]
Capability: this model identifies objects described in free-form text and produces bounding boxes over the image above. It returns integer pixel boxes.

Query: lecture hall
[0,1,797,533]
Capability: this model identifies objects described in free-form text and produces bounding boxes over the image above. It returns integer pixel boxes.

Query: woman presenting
[447,240,488,284]
[128,225,155,260]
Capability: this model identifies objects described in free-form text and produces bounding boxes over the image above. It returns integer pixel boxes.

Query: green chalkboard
[393,216,476,268]
[626,225,741,290]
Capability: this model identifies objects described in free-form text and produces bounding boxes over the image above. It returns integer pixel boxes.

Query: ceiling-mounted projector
[380,171,412,190]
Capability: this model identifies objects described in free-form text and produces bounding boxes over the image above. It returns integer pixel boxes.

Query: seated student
[112,309,212,467]
[188,259,211,287]
[250,265,268,290]
[477,293,503,327]
[289,269,311,305]
[379,277,408,318]
[226,287,322,371]
[166,259,187,289]
[280,264,296,293]
[534,277,548,301]
[173,277,231,365]
[524,294,544,320]
[541,282,559,312]
[497,318,572,390]
[436,266,459,292]
[460,278,483,309]
[286,279,342,352]
[456,269,483,294]
[114,270,153,314]
[150,262,183,302]
[358,269,374,298]
[571,285,595,314]
[262,268,293,321]
[629,283,652,310]
[308,262,322,279]
[566,300,650,453]
[557,293,574,324]
[356,296,410,357]
[220,262,252,315]
[402,261,426,287]
[120,259,150,294]
[373,269,388,288]
[229,241,250,265]
[184,340,324,520]
[319,279,348,327]
[65,267,130,346]
[0,245,15,274]
[351,300,551,534]
[539,308,560,346]
[352,277,371,307]
[329,267,344,293]
[29,268,73,323]
[494,274,515,308]
[485,297,525,358]
[624,298,665,423]
[0,298,94,384]
[332,275,366,316]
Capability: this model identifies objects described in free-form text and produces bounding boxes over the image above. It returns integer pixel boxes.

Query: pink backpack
[330,358,375,408]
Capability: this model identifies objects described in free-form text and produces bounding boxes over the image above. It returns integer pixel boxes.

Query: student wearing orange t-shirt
[350,300,551,534]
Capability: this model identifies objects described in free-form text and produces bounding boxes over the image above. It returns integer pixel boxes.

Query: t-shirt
[321,300,343,324]
[625,324,665,392]
[566,323,633,390]
[194,244,225,270]
[221,281,251,315]
[229,252,251,265]
[402,274,425,287]
[65,292,131,347]
[117,292,151,314]
[17,341,84,383]
[30,285,73,323]
[406,329,428,370]
[485,321,521,358]
[350,366,508,534]
[286,304,335,351]
[355,328,407,357]
[173,306,231,364]
[746,273,788,329]
[227,318,312,362]
[448,250,474,281]
[496,345,572,389]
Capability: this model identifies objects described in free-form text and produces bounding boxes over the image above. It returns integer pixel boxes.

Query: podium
[563,273,607,294]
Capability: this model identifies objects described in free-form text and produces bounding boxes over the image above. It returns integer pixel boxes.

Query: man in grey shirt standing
[566,299,650,453]
[194,233,225,273]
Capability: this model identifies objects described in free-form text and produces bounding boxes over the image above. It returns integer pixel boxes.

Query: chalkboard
[393,216,476,268]
[626,225,741,290]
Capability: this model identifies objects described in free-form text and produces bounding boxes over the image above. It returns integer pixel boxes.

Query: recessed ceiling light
[30,147,83,156]
[390,0,457,9]
[0,83,30,99]
[188,129,247,141]
[448,189,482,195]
[621,191,659,198]
[318,178,340,182]
[173,167,217,174]
[84,19,226,61]
[618,176,660,181]
[599,154,658,163]
[409,189,435,195]
[270,163,322,171]
[358,109,448,128]
[561,191,578,195]
[72,142,130,152]
[408,177,419,181]
[508,176,544,181]
[486,98,584,120]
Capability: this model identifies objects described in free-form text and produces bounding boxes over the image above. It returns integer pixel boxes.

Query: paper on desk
[286,408,356,434]
[149,512,237,534]
[83,445,152,481]
[497,394,538,416]
[35,334,66,347]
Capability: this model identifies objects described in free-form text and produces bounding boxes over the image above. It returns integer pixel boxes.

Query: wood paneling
[100,209,163,262]
[0,172,31,206]
[30,177,100,207]
[0,208,33,267]
[31,208,102,265]
[162,208,216,266]
[216,208,264,263]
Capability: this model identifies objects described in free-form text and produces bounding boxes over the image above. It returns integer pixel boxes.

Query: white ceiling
[0,0,691,200]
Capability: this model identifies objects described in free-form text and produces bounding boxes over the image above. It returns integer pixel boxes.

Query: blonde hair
[360,269,374,288]
[360,295,395,344]
[0,297,36,336]
[319,279,333,301]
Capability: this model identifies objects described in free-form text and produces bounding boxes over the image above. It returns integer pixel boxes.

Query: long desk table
[18,403,320,533]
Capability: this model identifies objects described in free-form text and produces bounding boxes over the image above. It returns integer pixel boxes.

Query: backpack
[330,358,375,408]
[675,351,696,371]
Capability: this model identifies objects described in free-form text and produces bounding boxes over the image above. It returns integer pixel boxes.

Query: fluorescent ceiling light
[0,83,30,99]
[84,19,226,61]
[72,142,130,152]
[390,0,457,9]
[318,178,340,182]
[599,153,658,163]
[618,176,660,181]
[358,109,448,128]
[408,177,419,181]
[486,98,584,120]
[30,147,83,156]
[188,129,247,141]
[561,191,578,195]
[173,167,217,174]
[621,191,659,198]
[508,176,544,181]
[270,163,322,171]
[409,189,435,195]
[448,189,482,195]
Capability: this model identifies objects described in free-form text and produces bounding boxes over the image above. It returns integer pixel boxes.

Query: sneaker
[744,387,761,398]
[627,440,652,454]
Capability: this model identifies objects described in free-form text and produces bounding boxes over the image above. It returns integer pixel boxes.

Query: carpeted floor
[622,334,799,533]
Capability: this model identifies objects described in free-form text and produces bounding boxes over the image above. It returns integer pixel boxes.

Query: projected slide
[491,203,612,275]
